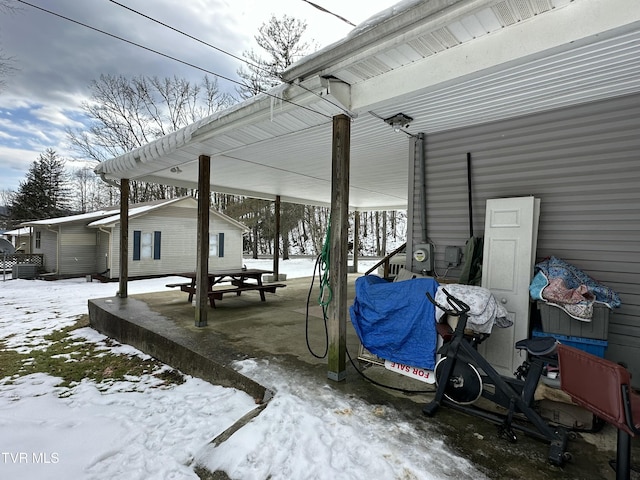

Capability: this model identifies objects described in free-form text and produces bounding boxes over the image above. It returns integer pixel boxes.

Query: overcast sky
[0,0,398,195]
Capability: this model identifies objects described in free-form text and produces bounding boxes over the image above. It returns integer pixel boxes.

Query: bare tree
[67,74,234,203]
[237,15,314,99]
[0,1,20,91]
[68,74,233,164]
[0,188,14,206]
[71,166,115,212]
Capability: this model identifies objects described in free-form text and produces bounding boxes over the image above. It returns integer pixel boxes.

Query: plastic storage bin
[532,329,607,358]
[537,301,610,340]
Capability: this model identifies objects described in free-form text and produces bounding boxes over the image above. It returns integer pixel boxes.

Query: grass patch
[0,315,184,391]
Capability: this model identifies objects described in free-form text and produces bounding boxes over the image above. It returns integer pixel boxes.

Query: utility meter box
[412,243,434,273]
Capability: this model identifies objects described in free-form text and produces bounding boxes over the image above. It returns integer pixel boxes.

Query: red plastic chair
[557,344,640,479]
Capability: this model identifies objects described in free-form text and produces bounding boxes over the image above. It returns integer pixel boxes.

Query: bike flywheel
[435,357,483,405]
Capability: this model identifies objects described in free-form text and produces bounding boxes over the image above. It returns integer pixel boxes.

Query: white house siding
[408,93,640,386]
[33,227,58,273]
[109,205,244,279]
[58,224,98,276]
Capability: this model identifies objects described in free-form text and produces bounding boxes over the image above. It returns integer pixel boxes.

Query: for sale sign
[384,360,435,384]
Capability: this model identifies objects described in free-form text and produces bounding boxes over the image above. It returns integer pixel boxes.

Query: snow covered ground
[0,258,486,479]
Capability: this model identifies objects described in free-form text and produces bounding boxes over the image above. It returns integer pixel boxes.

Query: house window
[133,230,161,261]
[209,232,225,258]
[35,231,41,249]
[141,232,153,259]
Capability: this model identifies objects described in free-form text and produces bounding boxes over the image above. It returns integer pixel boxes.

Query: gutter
[93,76,341,178]
[282,0,474,82]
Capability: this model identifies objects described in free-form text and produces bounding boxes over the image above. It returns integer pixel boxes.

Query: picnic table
[166,268,285,307]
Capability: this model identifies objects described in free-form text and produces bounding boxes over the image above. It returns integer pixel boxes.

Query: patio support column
[273,195,280,279]
[195,155,211,327]
[327,114,350,381]
[118,178,129,298]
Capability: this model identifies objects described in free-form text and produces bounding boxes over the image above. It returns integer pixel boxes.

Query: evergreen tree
[9,149,71,222]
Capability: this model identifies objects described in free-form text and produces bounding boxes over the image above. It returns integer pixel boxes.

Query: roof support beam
[195,155,211,327]
[118,179,129,298]
[273,196,280,279]
[327,114,351,381]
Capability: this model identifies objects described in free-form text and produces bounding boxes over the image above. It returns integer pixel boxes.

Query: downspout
[97,173,118,278]
[99,172,120,189]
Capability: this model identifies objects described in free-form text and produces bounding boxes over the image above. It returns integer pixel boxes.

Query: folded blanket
[529,256,620,321]
[434,284,512,334]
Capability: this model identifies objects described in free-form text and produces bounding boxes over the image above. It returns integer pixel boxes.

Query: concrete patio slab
[88,275,639,480]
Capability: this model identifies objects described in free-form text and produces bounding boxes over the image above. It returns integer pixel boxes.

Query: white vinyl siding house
[89,197,247,279]
[23,197,247,279]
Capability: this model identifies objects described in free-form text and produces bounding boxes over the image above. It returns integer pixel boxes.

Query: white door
[479,196,540,377]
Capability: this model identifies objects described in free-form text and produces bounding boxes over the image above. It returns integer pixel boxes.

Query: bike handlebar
[426,288,470,315]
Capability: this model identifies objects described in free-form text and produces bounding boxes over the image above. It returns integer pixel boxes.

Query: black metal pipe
[467,152,473,238]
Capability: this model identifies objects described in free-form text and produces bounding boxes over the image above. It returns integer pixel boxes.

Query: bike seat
[515,336,558,356]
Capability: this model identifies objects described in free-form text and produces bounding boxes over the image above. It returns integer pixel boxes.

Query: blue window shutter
[133,230,141,261]
[218,232,224,258]
[154,231,161,259]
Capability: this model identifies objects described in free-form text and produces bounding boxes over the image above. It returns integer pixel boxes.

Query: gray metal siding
[59,225,98,275]
[409,93,640,385]
[96,230,110,275]
[34,227,58,273]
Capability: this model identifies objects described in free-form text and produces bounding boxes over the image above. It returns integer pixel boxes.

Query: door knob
[500,298,507,304]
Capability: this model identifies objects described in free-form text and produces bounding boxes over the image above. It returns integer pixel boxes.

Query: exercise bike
[422,288,572,466]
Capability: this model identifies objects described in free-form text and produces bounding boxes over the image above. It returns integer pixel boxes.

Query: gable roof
[3,227,32,236]
[21,208,121,227]
[94,0,640,210]
[19,197,245,232]
[87,196,249,232]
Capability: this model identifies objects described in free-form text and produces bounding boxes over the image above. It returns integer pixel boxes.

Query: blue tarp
[349,275,440,370]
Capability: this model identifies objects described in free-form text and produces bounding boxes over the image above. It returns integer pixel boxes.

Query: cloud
[0,0,396,193]
[30,105,85,129]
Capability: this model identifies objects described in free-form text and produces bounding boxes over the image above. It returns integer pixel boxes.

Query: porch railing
[0,253,44,271]
[364,243,407,279]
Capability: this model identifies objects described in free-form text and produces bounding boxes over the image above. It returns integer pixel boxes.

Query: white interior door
[479,196,540,377]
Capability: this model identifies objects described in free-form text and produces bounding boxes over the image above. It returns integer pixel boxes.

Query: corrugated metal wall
[96,230,110,275]
[34,227,58,273]
[59,225,98,275]
[410,92,640,385]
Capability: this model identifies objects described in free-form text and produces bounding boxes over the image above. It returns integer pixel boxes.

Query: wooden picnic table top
[176,268,273,280]
[171,268,282,308]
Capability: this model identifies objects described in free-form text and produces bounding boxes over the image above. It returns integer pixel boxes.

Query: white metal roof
[88,196,250,231]
[21,208,121,227]
[95,0,640,210]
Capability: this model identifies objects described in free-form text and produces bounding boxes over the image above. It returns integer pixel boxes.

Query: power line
[107,0,352,117]
[106,0,269,76]
[15,0,332,119]
[301,0,356,27]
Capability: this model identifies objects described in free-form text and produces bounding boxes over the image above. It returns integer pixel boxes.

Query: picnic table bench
[166,269,285,308]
